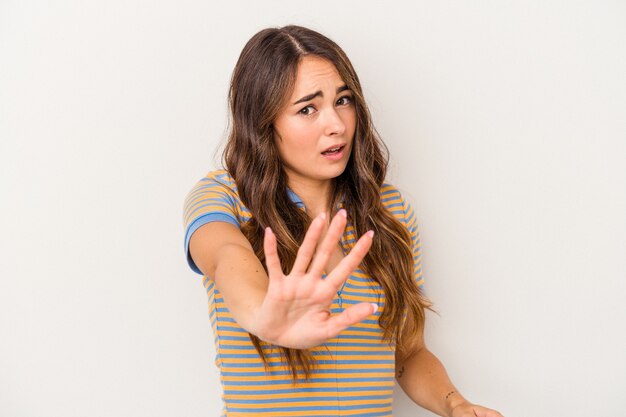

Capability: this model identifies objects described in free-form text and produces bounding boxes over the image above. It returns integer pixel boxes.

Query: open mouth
[321,144,345,155]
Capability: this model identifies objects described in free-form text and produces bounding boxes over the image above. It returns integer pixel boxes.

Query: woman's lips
[321,144,346,160]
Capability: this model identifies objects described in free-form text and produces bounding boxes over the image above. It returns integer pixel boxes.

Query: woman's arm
[396,342,504,417]
[189,220,269,333]
[189,210,377,348]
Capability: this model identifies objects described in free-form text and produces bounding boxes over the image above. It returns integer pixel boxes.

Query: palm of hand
[251,210,376,349]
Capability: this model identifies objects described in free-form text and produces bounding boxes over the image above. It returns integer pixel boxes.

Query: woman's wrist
[444,390,470,417]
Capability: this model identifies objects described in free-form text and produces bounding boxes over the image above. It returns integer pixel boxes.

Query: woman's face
[273,56,356,188]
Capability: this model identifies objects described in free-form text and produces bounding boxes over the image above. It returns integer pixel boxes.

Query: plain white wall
[1,1,625,416]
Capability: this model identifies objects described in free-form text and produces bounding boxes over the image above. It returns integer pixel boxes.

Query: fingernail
[370,303,378,314]
[319,212,327,220]
[339,209,347,218]
[366,230,374,238]
[265,227,273,235]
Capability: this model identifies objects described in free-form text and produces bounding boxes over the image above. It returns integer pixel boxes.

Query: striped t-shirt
[182,170,424,417]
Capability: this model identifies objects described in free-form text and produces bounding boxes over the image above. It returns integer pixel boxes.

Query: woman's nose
[323,108,346,137]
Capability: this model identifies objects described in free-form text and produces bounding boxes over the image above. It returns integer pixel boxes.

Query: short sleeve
[381,184,424,289]
[400,194,424,290]
[182,173,241,275]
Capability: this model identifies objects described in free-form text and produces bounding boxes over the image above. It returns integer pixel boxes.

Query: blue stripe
[224,385,393,395]
[227,403,392,412]
[223,377,394,386]
[184,213,239,274]
[221,367,393,377]
[221,358,395,367]
[218,349,393,359]
[384,202,404,209]
[218,326,248,333]
[219,335,251,341]
[228,394,391,404]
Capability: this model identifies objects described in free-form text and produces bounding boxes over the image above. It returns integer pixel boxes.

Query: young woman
[183,25,504,417]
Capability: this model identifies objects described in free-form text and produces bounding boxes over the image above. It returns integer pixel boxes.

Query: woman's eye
[336,95,353,106]
[298,105,315,116]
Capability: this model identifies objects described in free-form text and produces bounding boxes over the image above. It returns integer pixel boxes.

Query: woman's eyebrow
[292,85,350,105]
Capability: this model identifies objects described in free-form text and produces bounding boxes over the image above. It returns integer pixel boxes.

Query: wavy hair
[223,25,432,379]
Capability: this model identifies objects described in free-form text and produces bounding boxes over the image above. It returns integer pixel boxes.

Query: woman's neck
[287,177,333,218]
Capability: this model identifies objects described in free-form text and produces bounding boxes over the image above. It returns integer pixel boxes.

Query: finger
[324,302,378,338]
[263,227,284,279]
[307,209,348,277]
[291,213,326,274]
[326,230,374,290]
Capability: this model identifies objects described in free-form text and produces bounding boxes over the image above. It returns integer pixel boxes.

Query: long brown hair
[223,25,432,379]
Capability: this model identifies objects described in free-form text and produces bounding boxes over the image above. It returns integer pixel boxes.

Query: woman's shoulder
[203,169,236,187]
[184,169,250,225]
[196,169,240,196]
[184,169,246,213]
[380,182,405,206]
[380,182,415,224]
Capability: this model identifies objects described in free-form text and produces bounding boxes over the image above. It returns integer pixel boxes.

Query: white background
[1,1,625,416]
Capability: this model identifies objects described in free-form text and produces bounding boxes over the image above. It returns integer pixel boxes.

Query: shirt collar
[286,188,306,209]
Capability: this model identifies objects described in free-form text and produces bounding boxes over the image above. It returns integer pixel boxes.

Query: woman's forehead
[290,56,345,97]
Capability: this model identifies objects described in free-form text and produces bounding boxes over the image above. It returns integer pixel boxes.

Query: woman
[183,25,503,417]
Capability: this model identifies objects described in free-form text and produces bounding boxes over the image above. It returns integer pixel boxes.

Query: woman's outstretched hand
[250,209,376,349]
